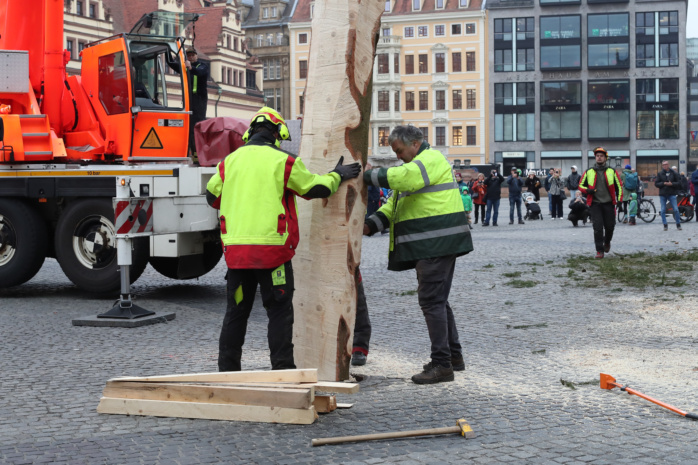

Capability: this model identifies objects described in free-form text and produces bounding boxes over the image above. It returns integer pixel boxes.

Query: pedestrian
[461,186,473,229]
[363,125,473,384]
[567,191,589,227]
[627,192,638,225]
[524,172,541,201]
[351,270,371,366]
[455,172,466,191]
[507,168,525,225]
[619,164,639,222]
[483,168,504,226]
[471,172,487,224]
[578,147,623,258]
[206,106,361,372]
[691,166,698,219]
[679,171,689,194]
[565,165,581,200]
[185,47,210,161]
[545,168,554,217]
[549,169,565,219]
[655,160,682,231]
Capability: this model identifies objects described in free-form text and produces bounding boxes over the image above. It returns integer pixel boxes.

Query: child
[628,192,638,225]
[461,186,473,230]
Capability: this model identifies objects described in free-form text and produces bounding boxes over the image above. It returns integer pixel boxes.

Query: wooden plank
[313,381,360,394]
[313,395,337,413]
[336,403,354,409]
[97,397,318,425]
[103,382,313,410]
[111,369,318,384]
[292,0,384,381]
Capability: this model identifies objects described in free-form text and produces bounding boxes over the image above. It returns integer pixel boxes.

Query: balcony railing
[377,35,402,48]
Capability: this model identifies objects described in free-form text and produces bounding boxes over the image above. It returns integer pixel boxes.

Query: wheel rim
[640,200,656,223]
[0,214,17,266]
[71,214,117,270]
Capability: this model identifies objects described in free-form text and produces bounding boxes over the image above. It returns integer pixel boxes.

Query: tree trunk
[292,0,383,381]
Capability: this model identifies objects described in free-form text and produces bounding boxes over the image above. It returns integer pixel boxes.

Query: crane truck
[0,1,224,295]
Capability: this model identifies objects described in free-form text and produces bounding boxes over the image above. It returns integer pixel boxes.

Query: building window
[383,27,391,37]
[266,34,274,46]
[436,0,444,8]
[265,89,275,107]
[406,91,415,111]
[466,52,475,71]
[435,90,445,110]
[299,33,308,44]
[299,60,307,79]
[418,54,427,73]
[394,91,400,112]
[405,55,414,74]
[420,127,428,143]
[459,0,467,6]
[385,0,391,12]
[494,83,535,142]
[452,53,461,72]
[435,127,446,146]
[89,3,96,18]
[452,90,462,109]
[540,81,582,140]
[263,7,269,18]
[466,89,476,109]
[588,14,629,69]
[452,24,462,35]
[76,0,84,15]
[378,127,390,146]
[636,78,679,139]
[495,18,534,72]
[419,91,428,110]
[277,33,284,46]
[378,91,390,111]
[435,25,445,36]
[435,53,445,73]
[257,34,264,47]
[418,26,428,37]
[404,27,414,38]
[466,126,476,146]
[66,40,74,60]
[394,54,399,75]
[377,54,389,74]
[495,49,512,72]
[540,15,581,70]
[640,11,679,67]
[588,80,630,139]
[227,68,232,85]
[412,0,420,11]
[452,126,462,145]
[271,6,277,17]
[465,23,475,34]
[78,42,86,61]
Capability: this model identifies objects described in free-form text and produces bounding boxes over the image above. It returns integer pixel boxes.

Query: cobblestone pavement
[1,197,697,464]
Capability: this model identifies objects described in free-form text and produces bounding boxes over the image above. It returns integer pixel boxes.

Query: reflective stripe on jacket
[578,167,623,206]
[364,143,473,271]
[206,136,341,269]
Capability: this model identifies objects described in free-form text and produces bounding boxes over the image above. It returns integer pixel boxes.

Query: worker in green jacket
[363,125,474,385]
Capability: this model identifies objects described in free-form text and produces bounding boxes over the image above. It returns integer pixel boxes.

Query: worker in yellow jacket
[206,107,361,371]
[363,125,473,385]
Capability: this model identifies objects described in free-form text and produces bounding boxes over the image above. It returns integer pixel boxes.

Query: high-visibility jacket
[364,142,473,271]
[206,133,341,269]
[578,166,623,206]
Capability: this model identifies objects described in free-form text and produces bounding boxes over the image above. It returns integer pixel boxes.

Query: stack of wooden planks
[97,369,358,425]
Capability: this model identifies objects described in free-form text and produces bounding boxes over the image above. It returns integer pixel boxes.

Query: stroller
[523,192,543,220]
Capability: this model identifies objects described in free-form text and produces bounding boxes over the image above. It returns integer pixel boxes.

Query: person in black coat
[524,172,541,201]
[483,169,504,226]
[567,191,589,227]
[655,161,681,230]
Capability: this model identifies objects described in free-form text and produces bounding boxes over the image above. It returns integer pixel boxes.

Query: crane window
[98,52,129,115]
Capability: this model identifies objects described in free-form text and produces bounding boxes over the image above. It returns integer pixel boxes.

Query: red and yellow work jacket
[206,133,341,269]
[578,166,623,206]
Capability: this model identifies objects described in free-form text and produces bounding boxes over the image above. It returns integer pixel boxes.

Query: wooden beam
[313,395,337,413]
[103,382,314,410]
[312,381,360,394]
[111,369,318,384]
[97,397,318,425]
[293,0,385,381]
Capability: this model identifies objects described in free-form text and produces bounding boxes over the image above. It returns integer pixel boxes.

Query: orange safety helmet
[593,146,608,157]
[242,107,291,146]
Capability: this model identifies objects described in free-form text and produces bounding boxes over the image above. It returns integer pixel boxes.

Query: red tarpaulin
[194,117,248,167]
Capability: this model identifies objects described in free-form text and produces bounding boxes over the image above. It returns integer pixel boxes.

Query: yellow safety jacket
[578,166,623,206]
[365,142,473,271]
[206,133,341,269]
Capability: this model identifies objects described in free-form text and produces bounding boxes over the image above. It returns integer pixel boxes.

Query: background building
[487,0,689,178]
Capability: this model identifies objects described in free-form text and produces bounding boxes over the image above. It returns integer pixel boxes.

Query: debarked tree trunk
[292,0,383,381]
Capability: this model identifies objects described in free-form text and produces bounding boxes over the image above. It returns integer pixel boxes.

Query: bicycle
[617,198,656,223]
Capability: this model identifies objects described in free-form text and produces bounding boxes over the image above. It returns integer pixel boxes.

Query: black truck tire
[54,198,149,293]
[0,199,48,288]
[149,238,222,280]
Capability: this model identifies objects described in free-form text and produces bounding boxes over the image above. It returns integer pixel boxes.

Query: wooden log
[102,382,314,410]
[97,397,318,424]
[111,369,317,384]
[312,381,360,394]
[313,395,337,413]
[293,0,384,381]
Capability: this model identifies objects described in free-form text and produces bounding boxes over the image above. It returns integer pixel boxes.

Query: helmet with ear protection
[242,106,291,145]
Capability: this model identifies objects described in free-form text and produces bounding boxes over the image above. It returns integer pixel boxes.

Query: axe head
[456,418,476,439]
[600,373,617,390]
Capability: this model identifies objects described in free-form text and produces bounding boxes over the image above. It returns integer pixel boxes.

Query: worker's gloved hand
[332,156,362,182]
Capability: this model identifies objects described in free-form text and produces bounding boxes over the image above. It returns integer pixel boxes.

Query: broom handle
[312,425,460,446]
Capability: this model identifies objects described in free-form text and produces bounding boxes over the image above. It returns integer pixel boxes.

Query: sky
[690,0,697,38]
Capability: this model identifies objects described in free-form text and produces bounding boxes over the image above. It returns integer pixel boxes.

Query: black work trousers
[589,203,616,252]
[188,96,207,156]
[352,279,371,355]
[415,255,462,367]
[473,204,485,223]
[218,261,296,372]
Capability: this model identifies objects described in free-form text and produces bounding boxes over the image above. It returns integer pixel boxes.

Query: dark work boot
[351,352,367,366]
[424,355,465,372]
[412,364,454,384]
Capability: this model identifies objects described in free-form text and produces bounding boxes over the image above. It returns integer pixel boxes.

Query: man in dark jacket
[655,160,682,230]
[186,48,210,160]
[507,168,525,225]
[545,168,554,216]
[691,167,698,220]
[483,169,504,226]
[565,166,581,199]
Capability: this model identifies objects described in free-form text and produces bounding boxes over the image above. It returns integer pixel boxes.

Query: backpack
[624,172,638,190]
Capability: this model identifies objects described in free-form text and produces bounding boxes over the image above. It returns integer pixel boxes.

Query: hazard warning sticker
[140,128,163,149]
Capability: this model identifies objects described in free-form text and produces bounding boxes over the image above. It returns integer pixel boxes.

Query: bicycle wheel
[617,208,626,224]
[639,199,656,223]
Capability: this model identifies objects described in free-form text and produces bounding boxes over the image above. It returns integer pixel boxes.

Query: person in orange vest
[206,107,361,371]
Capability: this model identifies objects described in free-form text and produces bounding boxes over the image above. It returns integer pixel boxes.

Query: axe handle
[312,425,460,446]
